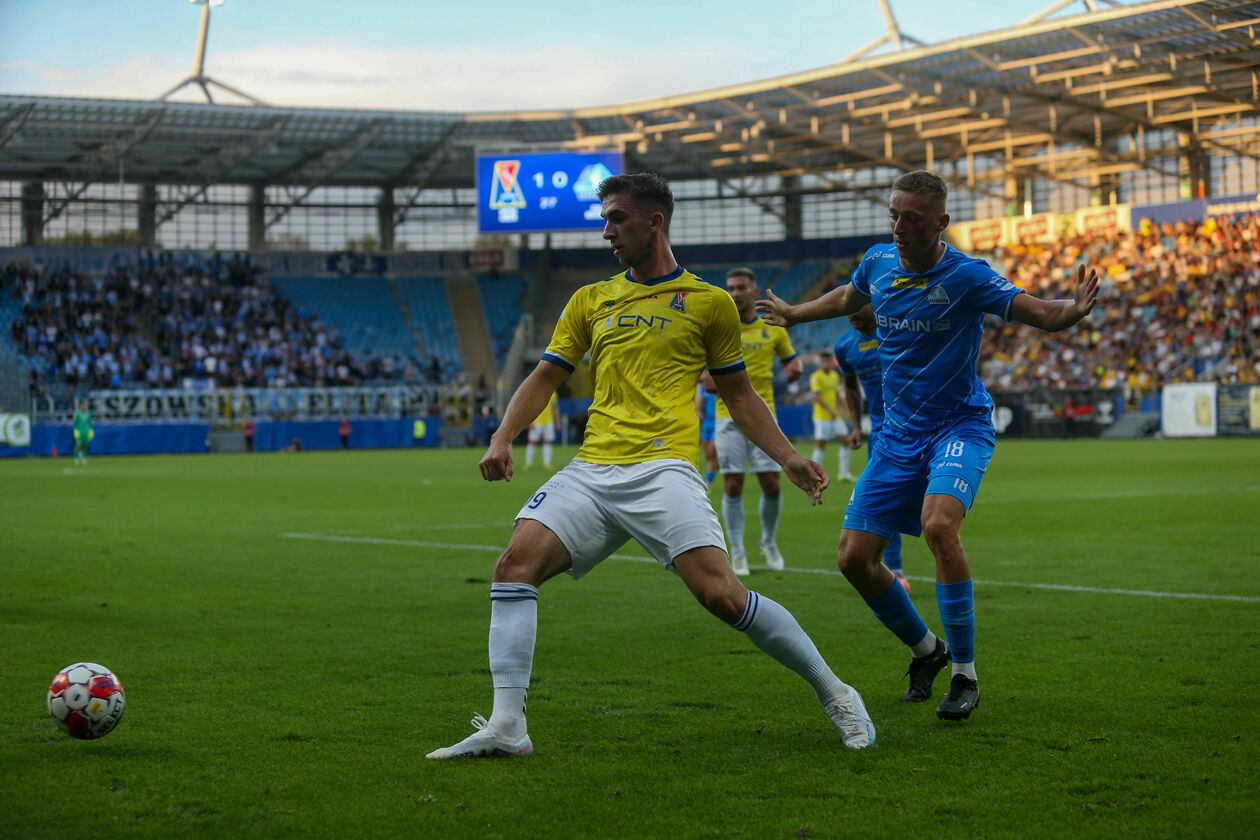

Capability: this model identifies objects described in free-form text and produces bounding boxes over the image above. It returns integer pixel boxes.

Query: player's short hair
[598,172,674,232]
[892,170,949,210]
[819,350,832,362]
[726,267,757,285]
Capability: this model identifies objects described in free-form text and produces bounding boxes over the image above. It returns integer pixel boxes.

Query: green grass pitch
[2,438,1258,839]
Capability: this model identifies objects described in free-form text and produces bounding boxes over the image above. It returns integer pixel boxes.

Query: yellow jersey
[714,316,795,419]
[810,369,846,420]
[532,392,558,427]
[542,267,744,468]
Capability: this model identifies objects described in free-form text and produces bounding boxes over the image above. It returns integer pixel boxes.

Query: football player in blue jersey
[758,170,1099,721]
[427,172,877,759]
[832,303,911,594]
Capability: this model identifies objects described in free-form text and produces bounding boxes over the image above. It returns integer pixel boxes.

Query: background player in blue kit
[758,170,1099,721]
[695,383,719,486]
[832,304,911,594]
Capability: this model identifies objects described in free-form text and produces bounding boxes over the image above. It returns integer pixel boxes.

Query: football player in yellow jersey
[524,390,559,469]
[428,172,876,759]
[810,351,857,482]
[710,268,802,576]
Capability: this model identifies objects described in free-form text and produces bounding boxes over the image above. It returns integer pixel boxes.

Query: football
[47,662,126,740]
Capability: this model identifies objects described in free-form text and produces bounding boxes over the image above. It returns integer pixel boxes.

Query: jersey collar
[626,266,684,286]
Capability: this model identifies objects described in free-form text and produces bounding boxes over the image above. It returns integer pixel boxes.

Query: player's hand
[784,454,830,505]
[479,437,514,482]
[1072,264,1100,319]
[847,429,863,450]
[755,291,794,327]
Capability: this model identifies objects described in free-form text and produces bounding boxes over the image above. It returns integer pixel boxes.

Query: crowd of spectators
[978,212,1260,401]
[5,259,164,391]
[7,214,1258,407]
[140,253,391,388]
[2,253,427,395]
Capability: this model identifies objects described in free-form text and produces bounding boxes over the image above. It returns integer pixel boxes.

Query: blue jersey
[701,390,716,421]
[833,328,884,430]
[850,243,1022,436]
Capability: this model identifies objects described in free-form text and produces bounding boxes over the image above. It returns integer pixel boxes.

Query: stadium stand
[979,213,1260,402]
[269,275,418,379]
[477,271,525,370]
[395,275,464,380]
[2,208,1256,424]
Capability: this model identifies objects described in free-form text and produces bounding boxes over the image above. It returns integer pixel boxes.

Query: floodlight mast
[157,0,265,106]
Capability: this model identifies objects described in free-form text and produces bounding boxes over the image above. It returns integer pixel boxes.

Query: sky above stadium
[2,0,1122,112]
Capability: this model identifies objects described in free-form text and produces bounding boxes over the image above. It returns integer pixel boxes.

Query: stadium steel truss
[1,0,1259,248]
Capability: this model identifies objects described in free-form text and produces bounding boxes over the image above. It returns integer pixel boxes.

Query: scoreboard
[476,150,622,234]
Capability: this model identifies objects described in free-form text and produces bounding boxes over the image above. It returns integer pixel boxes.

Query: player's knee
[920,513,961,552]
[493,545,543,585]
[695,582,744,624]
[836,537,879,577]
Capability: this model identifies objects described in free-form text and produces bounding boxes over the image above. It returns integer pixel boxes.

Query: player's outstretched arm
[755,286,868,328]
[1010,263,1101,333]
[711,368,830,505]
[480,360,568,482]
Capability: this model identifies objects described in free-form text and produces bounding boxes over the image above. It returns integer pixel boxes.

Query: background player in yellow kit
[711,267,802,575]
[524,391,560,470]
[810,351,857,482]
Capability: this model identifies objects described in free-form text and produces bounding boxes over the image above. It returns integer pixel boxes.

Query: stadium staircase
[0,341,27,412]
[443,274,497,387]
[387,277,427,365]
[1101,410,1161,438]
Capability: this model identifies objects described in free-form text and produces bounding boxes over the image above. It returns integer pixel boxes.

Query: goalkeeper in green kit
[73,400,94,465]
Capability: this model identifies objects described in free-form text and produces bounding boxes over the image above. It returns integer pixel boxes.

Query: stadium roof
[2,0,1258,207]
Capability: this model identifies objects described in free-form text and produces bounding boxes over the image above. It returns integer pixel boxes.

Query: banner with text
[80,387,442,426]
[1161,383,1218,437]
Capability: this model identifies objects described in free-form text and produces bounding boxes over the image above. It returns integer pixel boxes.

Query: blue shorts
[843,412,995,539]
[700,419,715,442]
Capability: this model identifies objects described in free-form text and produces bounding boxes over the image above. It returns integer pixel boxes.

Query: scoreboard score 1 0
[476,150,623,234]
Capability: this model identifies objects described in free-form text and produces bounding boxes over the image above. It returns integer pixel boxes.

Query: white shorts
[813,417,851,441]
[527,423,556,444]
[516,458,724,579]
[714,417,779,475]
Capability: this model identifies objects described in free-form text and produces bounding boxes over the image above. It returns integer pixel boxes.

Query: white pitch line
[980,484,1260,504]
[279,532,1260,604]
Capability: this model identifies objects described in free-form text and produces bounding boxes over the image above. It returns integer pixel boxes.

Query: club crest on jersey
[891,275,928,290]
[928,285,950,304]
[668,291,687,312]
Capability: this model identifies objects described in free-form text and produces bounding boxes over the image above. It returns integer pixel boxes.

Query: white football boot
[426,714,533,759]
[730,546,750,577]
[825,685,876,749]
[759,539,785,571]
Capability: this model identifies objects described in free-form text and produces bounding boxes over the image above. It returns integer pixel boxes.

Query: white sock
[839,446,851,476]
[721,494,745,553]
[952,661,977,680]
[732,590,846,705]
[524,443,537,467]
[487,583,538,739]
[910,631,938,659]
[542,443,553,466]
[759,493,781,544]
[811,445,824,463]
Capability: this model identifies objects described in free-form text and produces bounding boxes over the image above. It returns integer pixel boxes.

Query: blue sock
[935,580,975,664]
[883,533,903,574]
[866,579,930,648]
